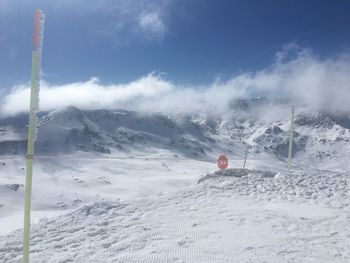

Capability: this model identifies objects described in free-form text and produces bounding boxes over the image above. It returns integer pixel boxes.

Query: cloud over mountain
[2,46,350,116]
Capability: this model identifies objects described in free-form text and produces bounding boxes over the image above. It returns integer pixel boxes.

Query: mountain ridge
[1,98,350,170]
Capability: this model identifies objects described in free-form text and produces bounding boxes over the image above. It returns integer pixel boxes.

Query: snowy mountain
[1,105,237,159]
[1,98,350,168]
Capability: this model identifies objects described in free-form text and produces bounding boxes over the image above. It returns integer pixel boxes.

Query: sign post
[243,146,248,169]
[23,9,45,263]
[287,104,295,174]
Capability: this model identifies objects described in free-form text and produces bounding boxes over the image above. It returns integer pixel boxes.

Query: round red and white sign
[217,155,229,170]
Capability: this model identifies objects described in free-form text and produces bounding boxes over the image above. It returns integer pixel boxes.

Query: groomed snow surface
[1,165,349,262]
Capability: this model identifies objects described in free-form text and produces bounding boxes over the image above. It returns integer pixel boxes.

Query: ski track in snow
[0,169,349,263]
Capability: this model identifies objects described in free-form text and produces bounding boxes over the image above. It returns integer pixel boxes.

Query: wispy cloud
[77,0,172,42]
[0,0,172,42]
[2,45,350,117]
[138,11,167,39]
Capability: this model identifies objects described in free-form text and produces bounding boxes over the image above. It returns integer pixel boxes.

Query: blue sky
[1,0,350,116]
[1,0,350,89]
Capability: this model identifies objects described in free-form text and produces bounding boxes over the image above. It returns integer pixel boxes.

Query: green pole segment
[23,9,44,263]
[287,104,295,173]
[23,51,39,263]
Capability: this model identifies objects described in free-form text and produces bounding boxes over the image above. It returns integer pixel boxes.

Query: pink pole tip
[33,9,44,50]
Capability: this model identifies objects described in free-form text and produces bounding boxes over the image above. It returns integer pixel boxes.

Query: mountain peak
[39,105,85,126]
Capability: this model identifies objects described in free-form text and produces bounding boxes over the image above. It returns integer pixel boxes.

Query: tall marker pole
[287,104,295,174]
[23,9,45,263]
[243,146,248,169]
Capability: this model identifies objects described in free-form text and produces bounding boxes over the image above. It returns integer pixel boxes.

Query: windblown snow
[1,98,350,262]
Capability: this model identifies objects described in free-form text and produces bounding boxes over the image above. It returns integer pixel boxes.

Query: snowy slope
[1,169,349,262]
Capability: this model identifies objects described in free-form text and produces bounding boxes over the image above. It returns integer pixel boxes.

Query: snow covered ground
[0,151,283,235]
[0,155,214,235]
[1,168,349,262]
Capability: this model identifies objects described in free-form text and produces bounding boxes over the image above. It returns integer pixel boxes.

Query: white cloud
[0,73,173,116]
[139,11,166,38]
[86,0,172,41]
[0,0,172,42]
[2,46,350,117]
[77,0,171,42]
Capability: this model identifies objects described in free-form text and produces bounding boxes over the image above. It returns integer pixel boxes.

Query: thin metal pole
[243,146,248,169]
[23,10,44,263]
[287,104,295,174]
